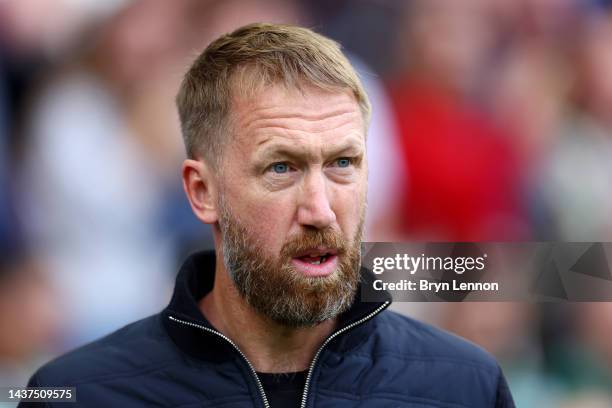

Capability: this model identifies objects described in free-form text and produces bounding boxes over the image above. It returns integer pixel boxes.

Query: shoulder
[321,309,514,407]
[29,314,177,387]
[370,309,500,373]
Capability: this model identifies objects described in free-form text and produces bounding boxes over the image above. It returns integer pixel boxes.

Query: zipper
[169,299,390,408]
[299,300,390,408]
[168,316,271,408]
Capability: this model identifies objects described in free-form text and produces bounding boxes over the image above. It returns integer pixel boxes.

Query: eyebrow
[255,141,364,163]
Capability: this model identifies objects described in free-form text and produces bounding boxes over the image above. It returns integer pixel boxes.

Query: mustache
[281,228,348,258]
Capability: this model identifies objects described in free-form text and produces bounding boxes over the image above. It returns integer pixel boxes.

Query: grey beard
[218,197,363,327]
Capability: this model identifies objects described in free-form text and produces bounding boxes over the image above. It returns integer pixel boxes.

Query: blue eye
[336,158,351,168]
[271,163,289,173]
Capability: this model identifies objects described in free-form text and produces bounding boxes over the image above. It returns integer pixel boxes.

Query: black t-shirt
[256,370,308,408]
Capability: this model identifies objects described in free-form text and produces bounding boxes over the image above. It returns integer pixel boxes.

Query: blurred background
[1,0,612,406]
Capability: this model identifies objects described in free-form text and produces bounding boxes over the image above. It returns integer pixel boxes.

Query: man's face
[217,83,367,327]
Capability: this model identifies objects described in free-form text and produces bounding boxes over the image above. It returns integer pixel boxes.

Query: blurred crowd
[1,0,612,406]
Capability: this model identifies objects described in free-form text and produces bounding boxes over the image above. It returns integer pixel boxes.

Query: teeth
[308,256,327,265]
[308,251,332,257]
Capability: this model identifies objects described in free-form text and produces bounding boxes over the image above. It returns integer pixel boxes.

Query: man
[23,23,515,407]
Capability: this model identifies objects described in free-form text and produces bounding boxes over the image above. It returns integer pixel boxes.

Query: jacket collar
[162,250,391,362]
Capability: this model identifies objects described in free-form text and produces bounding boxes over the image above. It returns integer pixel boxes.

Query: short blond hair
[176,23,370,168]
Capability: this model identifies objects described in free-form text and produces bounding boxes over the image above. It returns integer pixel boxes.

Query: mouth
[294,247,338,263]
[291,248,339,277]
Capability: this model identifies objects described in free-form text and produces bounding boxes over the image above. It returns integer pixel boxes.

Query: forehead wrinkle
[247,102,360,122]
[239,108,361,140]
[254,120,362,147]
[234,85,360,117]
[251,120,364,156]
[230,85,364,148]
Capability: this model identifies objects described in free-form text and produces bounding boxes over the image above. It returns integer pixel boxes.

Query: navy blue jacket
[22,251,514,407]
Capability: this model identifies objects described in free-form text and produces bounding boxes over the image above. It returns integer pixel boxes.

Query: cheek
[226,186,295,250]
[331,183,366,236]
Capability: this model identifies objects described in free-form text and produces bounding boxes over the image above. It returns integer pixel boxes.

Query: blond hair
[176,23,370,168]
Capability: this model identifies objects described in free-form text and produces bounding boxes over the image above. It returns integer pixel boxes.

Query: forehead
[229,83,365,148]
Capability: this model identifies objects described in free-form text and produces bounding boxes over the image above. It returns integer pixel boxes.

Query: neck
[198,258,337,373]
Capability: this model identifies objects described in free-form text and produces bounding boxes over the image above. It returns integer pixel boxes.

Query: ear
[182,159,219,224]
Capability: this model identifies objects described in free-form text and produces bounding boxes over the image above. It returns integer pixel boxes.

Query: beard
[218,195,364,328]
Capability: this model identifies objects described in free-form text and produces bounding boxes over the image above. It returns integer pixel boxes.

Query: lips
[291,247,339,277]
[293,248,338,265]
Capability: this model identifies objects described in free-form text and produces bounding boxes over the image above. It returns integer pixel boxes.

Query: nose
[296,171,336,230]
